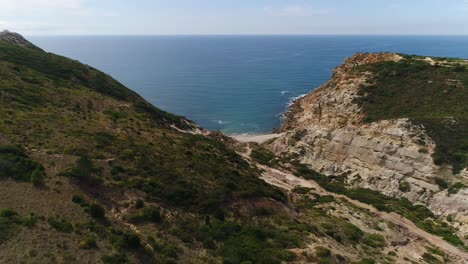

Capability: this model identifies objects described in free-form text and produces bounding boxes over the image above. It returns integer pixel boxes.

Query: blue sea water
[29,35,468,134]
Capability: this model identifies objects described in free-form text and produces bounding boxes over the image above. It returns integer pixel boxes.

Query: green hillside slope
[0,33,297,264]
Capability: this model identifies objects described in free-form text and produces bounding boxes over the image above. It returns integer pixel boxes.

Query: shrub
[292,187,311,194]
[141,206,162,223]
[79,236,97,249]
[94,132,115,148]
[0,209,18,244]
[72,195,89,207]
[108,229,141,250]
[0,208,18,218]
[315,246,331,257]
[422,252,441,264]
[362,233,386,248]
[69,156,93,183]
[128,206,162,223]
[135,199,145,209]
[31,168,45,186]
[250,147,275,165]
[342,223,364,242]
[0,145,46,183]
[398,181,411,192]
[435,177,448,189]
[448,182,466,195]
[48,218,73,233]
[101,253,129,264]
[89,204,105,219]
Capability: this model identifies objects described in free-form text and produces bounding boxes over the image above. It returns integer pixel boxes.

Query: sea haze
[29,35,468,134]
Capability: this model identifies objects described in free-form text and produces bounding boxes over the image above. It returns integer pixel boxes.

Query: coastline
[230,133,283,144]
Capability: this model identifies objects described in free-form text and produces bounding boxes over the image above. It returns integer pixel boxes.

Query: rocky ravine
[268,53,468,236]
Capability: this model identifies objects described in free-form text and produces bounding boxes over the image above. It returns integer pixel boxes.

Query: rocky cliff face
[268,53,468,234]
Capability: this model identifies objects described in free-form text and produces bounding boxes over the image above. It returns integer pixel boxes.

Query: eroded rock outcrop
[268,53,468,235]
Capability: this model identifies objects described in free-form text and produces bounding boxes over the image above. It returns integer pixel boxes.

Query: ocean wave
[214,120,231,125]
[288,93,307,106]
[280,90,290,95]
[275,93,308,123]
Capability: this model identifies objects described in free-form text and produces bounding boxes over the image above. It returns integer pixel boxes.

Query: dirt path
[258,164,468,262]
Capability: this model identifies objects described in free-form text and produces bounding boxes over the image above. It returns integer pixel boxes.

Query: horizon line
[25,33,468,37]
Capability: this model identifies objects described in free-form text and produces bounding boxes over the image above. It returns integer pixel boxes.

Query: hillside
[0,31,296,264]
[1,32,467,264]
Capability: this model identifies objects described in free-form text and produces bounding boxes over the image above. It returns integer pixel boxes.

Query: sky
[0,0,468,35]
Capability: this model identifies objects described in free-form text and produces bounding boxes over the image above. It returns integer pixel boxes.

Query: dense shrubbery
[117,134,286,215]
[0,145,46,184]
[89,204,106,219]
[165,216,301,264]
[250,147,276,165]
[48,218,73,233]
[293,162,464,247]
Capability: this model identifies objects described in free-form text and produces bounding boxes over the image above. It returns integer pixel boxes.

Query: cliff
[268,52,468,237]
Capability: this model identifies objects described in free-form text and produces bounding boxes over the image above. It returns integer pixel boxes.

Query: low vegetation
[0,145,46,184]
[291,162,464,247]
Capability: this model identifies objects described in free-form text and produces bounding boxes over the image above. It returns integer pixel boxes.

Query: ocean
[28,35,468,134]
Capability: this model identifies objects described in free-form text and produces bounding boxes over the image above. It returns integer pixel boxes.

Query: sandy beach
[230,133,283,144]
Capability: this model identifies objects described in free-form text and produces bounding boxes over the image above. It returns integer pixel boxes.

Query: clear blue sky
[1,0,467,35]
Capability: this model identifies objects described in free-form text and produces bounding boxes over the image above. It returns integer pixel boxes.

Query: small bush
[141,206,162,223]
[135,199,145,209]
[101,253,129,264]
[128,206,162,223]
[0,208,18,218]
[398,181,411,192]
[435,177,449,189]
[362,233,386,248]
[89,204,105,219]
[79,236,97,249]
[448,182,466,195]
[250,147,275,165]
[342,223,364,242]
[31,168,45,186]
[69,156,93,183]
[72,195,89,207]
[315,246,331,257]
[0,145,46,183]
[48,218,73,233]
[292,187,311,194]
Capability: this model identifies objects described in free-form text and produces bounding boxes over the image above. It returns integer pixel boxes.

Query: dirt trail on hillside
[258,164,468,262]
